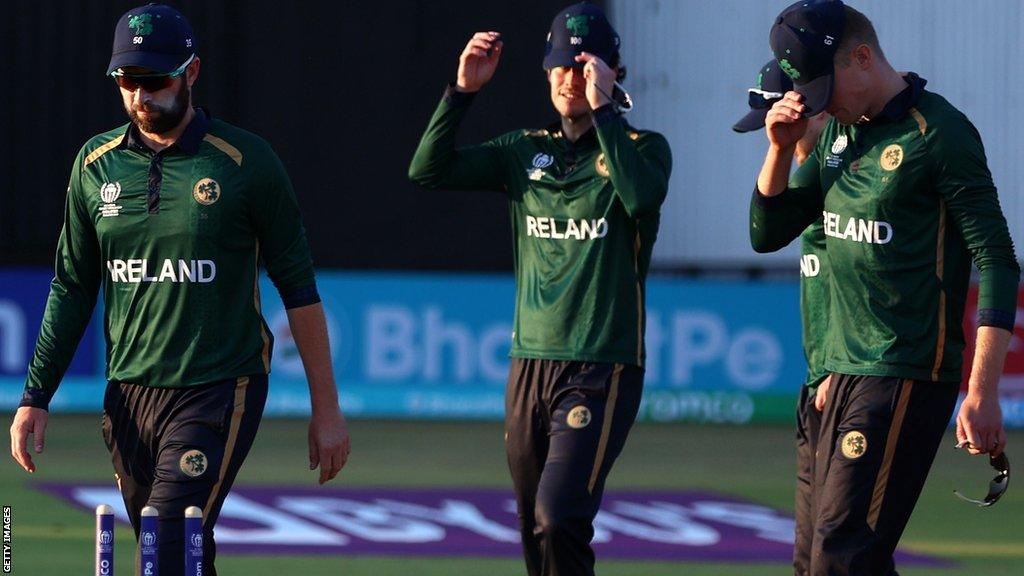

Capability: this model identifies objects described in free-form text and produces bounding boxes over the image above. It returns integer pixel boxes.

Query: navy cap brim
[793,69,833,117]
[106,51,190,76]
[733,108,769,133]
[543,48,584,70]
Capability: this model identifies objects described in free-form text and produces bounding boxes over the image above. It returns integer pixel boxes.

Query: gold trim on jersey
[588,364,623,494]
[909,108,928,136]
[253,243,271,372]
[867,379,914,530]
[931,202,947,381]
[83,134,125,167]
[203,134,244,166]
[634,230,644,366]
[204,376,248,520]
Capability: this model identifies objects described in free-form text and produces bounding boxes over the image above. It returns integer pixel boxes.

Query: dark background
[0,0,603,271]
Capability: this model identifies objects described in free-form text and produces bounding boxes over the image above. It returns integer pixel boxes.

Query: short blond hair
[835,5,885,66]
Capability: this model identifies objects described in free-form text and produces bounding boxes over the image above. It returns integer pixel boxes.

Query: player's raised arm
[457,31,503,93]
[576,51,672,218]
[748,97,824,254]
[408,32,510,192]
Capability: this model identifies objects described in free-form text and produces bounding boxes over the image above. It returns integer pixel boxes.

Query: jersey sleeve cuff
[592,103,619,127]
[443,83,478,108]
[279,283,322,309]
[977,308,1016,333]
[19,388,51,411]
[751,185,792,211]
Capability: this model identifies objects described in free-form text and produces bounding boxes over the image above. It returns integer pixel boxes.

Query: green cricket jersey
[751,74,1019,383]
[409,86,672,366]
[21,109,318,409]
[799,220,829,388]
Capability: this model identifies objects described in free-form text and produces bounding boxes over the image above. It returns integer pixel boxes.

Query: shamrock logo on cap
[566,14,590,37]
[128,13,154,36]
[778,58,801,80]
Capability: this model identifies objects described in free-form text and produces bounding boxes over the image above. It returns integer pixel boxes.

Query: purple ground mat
[40,483,947,566]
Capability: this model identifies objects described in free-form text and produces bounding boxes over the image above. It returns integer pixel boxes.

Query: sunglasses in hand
[953,441,1010,507]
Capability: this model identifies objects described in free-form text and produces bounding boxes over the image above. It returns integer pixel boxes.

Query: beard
[127,79,191,134]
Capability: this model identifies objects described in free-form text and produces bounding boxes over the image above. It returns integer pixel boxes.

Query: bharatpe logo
[99,182,123,218]
[525,215,608,240]
[128,13,154,36]
[107,259,217,283]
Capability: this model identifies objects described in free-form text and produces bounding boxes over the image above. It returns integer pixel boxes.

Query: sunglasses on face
[111,54,194,92]
[953,446,1010,507]
[747,88,784,109]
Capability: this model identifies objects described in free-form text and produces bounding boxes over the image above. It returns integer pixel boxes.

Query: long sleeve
[407,84,509,192]
[592,105,672,217]
[249,146,320,309]
[930,112,1020,329]
[22,155,102,409]
[749,151,824,253]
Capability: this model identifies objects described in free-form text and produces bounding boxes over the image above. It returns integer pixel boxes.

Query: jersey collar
[546,119,598,148]
[865,73,927,125]
[120,106,211,155]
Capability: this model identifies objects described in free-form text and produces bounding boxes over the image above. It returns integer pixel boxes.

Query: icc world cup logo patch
[842,431,868,459]
[193,178,221,205]
[180,449,208,477]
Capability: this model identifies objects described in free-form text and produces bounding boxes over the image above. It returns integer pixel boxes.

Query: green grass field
[3,415,1022,575]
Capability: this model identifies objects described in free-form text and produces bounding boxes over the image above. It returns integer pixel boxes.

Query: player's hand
[308,409,351,485]
[814,374,832,412]
[795,112,829,166]
[10,406,48,474]
[575,52,615,110]
[456,32,503,93]
[956,391,1006,457]
[765,91,809,151]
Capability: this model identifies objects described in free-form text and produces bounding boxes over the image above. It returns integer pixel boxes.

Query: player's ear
[186,57,201,88]
[853,44,872,70]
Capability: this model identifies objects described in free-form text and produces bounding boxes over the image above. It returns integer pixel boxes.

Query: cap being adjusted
[769,0,845,117]
[543,2,620,70]
[733,59,795,133]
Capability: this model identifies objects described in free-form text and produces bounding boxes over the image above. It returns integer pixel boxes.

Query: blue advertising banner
[5,268,1019,426]
[256,274,805,423]
[0,270,805,423]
